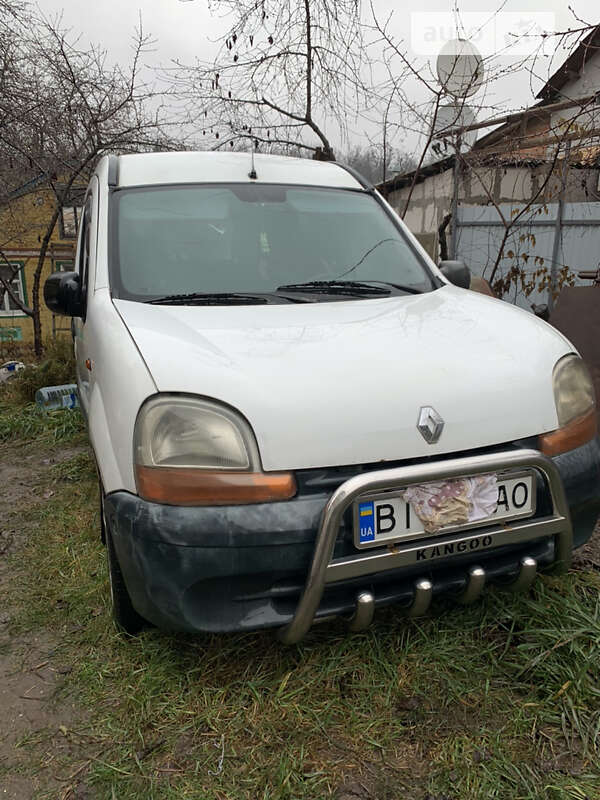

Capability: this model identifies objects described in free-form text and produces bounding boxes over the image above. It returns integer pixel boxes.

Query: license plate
[354,472,535,549]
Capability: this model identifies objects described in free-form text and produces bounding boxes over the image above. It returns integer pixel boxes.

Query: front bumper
[104,439,600,638]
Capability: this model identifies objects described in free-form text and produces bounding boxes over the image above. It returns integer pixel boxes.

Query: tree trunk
[31,204,61,357]
[438,213,452,261]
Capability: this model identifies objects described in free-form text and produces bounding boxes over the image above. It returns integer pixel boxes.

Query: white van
[44,152,600,642]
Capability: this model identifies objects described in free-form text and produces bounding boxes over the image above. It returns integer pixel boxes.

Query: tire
[101,490,147,636]
[99,481,106,545]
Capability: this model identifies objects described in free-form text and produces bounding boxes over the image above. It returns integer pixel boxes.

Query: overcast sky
[37,0,599,156]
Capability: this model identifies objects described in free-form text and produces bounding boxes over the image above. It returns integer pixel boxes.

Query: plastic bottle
[35,384,79,411]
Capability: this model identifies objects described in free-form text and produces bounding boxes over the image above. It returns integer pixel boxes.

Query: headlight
[135,396,254,470]
[134,396,296,505]
[539,355,597,456]
[552,355,595,427]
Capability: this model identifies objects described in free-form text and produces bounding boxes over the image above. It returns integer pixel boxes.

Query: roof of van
[110,151,365,190]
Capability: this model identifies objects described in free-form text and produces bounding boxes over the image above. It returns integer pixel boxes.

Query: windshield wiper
[145,282,420,305]
[146,292,270,306]
[275,280,391,296]
[362,281,423,295]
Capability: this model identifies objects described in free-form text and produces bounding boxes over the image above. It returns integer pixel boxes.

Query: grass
[0,400,84,443]
[0,337,83,444]
[3,409,600,799]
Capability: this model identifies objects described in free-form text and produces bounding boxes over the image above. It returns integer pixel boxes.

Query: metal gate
[455,202,600,311]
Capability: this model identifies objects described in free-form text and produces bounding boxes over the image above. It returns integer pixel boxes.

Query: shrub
[3,337,76,404]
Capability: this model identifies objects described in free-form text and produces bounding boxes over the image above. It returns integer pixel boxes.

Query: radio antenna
[248,142,257,180]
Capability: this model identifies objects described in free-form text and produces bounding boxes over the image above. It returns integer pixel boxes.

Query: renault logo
[417,406,444,444]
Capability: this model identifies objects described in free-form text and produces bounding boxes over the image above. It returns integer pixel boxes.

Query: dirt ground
[0,441,91,800]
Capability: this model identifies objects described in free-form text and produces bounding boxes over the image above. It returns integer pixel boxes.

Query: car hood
[114,287,572,471]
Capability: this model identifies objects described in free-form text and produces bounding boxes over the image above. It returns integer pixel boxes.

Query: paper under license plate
[354,472,535,549]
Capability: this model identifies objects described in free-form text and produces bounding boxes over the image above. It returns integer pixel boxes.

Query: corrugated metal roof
[376,155,455,195]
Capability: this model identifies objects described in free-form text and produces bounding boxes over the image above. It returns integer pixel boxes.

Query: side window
[77,198,92,318]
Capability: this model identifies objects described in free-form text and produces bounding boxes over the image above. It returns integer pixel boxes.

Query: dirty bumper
[104,439,600,634]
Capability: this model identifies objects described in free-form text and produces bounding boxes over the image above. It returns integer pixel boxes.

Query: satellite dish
[436,39,484,99]
[433,102,477,147]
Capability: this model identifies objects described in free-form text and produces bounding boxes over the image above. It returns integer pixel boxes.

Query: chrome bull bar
[278,449,572,644]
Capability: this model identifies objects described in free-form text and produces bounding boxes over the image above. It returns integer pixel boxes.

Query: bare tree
[368,3,476,219]
[368,4,600,309]
[343,143,416,184]
[457,96,600,304]
[168,0,372,160]
[0,3,172,355]
[366,3,592,213]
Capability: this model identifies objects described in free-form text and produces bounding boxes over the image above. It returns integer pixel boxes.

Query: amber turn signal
[135,466,297,506]
[538,409,597,457]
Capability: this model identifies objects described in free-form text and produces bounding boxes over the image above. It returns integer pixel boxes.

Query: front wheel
[101,489,147,635]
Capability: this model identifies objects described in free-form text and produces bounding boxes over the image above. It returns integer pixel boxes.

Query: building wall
[550,49,600,138]
[386,169,454,247]
[385,162,600,261]
[0,187,77,345]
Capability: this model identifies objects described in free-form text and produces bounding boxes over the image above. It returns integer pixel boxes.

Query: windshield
[110,184,435,302]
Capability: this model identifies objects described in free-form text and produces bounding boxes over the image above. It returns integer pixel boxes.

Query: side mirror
[43,271,83,317]
[531,303,550,321]
[439,260,471,290]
